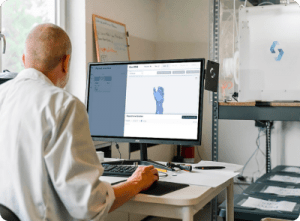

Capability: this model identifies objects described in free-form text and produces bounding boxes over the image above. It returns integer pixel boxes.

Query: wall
[218,120,281,180]
[86,0,159,63]
[66,0,159,103]
[65,0,212,165]
[85,0,176,161]
[156,0,211,163]
[65,0,86,103]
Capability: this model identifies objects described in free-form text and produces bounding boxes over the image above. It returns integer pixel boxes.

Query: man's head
[22,23,72,88]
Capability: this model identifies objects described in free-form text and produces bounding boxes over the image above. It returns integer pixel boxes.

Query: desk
[102,159,238,221]
[115,178,234,221]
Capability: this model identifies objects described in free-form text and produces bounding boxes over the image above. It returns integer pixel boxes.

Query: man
[0,23,158,221]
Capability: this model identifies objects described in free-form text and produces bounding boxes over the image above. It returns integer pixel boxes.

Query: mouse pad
[112,180,189,196]
[140,181,189,196]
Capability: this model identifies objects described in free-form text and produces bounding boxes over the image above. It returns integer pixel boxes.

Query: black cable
[232,92,238,102]
[115,143,121,159]
[240,127,264,177]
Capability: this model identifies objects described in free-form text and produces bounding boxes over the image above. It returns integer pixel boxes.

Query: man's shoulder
[49,87,84,108]
[35,84,86,119]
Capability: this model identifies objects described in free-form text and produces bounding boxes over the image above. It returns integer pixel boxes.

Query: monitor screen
[86,59,205,145]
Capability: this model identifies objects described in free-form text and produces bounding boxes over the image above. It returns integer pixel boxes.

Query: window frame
[55,0,66,29]
[0,8,2,71]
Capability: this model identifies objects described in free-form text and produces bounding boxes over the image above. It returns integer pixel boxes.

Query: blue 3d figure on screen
[153,86,164,114]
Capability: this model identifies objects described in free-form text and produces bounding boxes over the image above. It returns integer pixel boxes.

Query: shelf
[218,102,300,121]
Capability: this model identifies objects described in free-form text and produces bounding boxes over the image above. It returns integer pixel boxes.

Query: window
[0,0,65,73]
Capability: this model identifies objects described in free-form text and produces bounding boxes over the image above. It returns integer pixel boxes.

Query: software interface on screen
[87,60,202,141]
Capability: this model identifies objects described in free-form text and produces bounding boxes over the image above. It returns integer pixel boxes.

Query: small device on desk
[167,162,192,171]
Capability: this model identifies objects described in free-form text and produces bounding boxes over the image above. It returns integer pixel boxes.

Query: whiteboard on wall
[92,14,130,62]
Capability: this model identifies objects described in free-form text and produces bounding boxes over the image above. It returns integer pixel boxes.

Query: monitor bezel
[86,58,205,146]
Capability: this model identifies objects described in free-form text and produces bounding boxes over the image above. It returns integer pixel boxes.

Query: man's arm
[45,98,116,220]
[45,97,158,218]
[109,165,159,213]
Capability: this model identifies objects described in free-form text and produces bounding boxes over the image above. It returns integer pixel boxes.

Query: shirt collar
[15,68,55,86]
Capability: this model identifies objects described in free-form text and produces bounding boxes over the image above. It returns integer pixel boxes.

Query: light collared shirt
[0,68,115,221]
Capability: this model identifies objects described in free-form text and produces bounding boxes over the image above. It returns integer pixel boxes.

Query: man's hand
[127,165,159,192]
[109,165,159,213]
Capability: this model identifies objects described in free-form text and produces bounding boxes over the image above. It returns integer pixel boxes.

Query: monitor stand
[102,143,173,171]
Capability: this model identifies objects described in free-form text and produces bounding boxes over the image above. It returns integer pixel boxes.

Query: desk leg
[182,206,193,221]
[226,178,234,221]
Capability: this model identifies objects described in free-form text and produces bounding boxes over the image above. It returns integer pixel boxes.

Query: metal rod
[210,0,220,220]
[266,121,271,173]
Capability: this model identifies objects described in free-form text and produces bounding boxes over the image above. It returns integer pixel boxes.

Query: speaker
[205,60,219,92]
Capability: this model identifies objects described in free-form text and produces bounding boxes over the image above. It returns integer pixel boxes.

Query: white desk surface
[100,159,239,221]
[100,159,242,188]
[129,179,229,206]
[115,178,234,221]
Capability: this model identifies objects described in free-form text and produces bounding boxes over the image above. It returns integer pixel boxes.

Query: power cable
[115,143,121,159]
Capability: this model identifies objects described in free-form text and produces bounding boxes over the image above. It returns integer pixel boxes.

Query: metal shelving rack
[209,1,300,220]
[209,0,220,220]
[218,102,300,173]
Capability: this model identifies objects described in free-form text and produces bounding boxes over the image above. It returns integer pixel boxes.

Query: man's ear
[62,54,71,73]
[22,54,26,67]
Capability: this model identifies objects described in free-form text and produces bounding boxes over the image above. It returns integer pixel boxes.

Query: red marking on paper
[221,81,233,90]
[100,47,117,53]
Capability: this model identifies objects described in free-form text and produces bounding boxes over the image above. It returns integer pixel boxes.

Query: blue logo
[270,41,284,61]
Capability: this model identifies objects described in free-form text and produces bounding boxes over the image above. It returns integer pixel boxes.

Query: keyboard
[102,164,138,177]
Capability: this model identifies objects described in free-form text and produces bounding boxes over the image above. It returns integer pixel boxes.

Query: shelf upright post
[266,121,272,173]
[209,0,220,220]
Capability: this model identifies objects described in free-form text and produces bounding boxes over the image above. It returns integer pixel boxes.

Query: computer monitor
[86,58,205,168]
